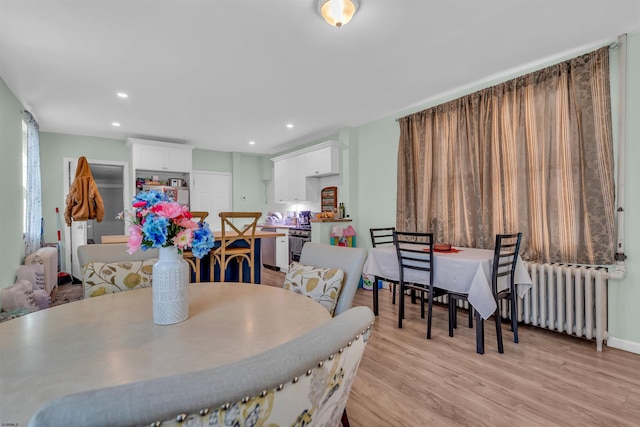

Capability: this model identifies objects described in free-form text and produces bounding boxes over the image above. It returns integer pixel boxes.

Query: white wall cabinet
[272,155,317,203]
[131,141,192,173]
[304,145,339,177]
[273,157,290,203]
[271,141,338,203]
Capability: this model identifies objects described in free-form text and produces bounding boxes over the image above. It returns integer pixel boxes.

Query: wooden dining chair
[212,212,262,283]
[449,232,523,354]
[182,211,208,283]
[369,227,398,316]
[394,231,446,339]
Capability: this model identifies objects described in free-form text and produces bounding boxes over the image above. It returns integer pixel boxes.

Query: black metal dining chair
[369,227,398,316]
[492,232,523,351]
[394,231,446,339]
[448,232,523,354]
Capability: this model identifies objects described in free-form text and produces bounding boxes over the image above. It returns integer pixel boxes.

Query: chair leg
[341,408,350,427]
[392,282,396,305]
[495,303,504,354]
[452,300,458,329]
[426,285,434,339]
[398,283,404,329]
[510,295,519,343]
[420,290,425,319]
[448,297,454,337]
[468,306,473,328]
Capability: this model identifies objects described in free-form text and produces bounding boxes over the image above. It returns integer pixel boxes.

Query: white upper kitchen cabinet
[304,144,339,177]
[273,155,316,203]
[128,138,193,173]
[273,157,290,203]
[271,141,339,203]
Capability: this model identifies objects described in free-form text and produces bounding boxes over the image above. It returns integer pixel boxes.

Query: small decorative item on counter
[319,211,335,219]
[338,202,346,219]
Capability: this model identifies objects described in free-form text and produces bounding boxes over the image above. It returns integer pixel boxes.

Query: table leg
[373,276,379,316]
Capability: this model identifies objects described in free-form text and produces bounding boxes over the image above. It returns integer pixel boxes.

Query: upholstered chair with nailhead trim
[27,306,374,427]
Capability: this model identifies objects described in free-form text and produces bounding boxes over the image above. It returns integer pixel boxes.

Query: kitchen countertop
[258,219,352,229]
[310,218,353,223]
[102,230,285,244]
[258,223,301,229]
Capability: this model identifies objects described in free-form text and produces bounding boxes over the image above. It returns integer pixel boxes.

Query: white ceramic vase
[152,245,190,325]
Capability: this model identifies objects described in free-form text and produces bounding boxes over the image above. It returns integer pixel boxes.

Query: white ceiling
[1,1,639,155]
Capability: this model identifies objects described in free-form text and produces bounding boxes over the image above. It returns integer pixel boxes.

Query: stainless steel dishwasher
[260,227,278,270]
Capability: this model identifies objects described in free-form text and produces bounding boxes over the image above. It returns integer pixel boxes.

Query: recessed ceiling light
[249,140,256,145]
[112,122,121,127]
[117,92,128,98]
[286,123,293,128]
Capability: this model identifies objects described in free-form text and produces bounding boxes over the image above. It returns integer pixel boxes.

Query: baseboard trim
[607,336,640,355]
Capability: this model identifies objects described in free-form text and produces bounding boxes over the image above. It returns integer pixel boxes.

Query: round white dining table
[0,283,331,426]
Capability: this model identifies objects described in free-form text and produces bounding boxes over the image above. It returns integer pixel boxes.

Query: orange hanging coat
[64,157,105,226]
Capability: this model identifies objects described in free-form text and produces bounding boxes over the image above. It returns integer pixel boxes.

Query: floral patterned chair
[27,306,375,427]
[77,243,159,298]
[297,242,368,317]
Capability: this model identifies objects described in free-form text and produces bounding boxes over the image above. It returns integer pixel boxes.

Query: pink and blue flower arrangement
[118,190,215,258]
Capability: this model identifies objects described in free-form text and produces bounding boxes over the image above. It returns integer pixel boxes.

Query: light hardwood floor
[261,268,640,426]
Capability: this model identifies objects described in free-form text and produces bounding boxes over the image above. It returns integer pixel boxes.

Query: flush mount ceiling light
[317,0,359,28]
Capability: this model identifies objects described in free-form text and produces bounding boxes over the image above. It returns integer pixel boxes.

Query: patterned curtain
[397,47,615,265]
[24,110,42,256]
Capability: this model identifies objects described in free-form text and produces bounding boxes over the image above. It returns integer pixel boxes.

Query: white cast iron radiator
[513,262,609,351]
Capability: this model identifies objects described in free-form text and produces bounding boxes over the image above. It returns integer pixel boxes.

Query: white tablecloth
[362,246,532,319]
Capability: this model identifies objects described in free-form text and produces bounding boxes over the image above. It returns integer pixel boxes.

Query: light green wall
[0,77,25,286]
[192,148,232,172]
[353,116,400,242]
[38,133,130,244]
[232,153,267,211]
[607,33,640,349]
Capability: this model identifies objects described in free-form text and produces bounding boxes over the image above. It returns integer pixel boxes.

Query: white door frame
[62,157,130,278]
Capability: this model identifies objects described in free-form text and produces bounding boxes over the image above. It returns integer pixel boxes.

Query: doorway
[190,171,232,231]
[88,164,125,243]
[63,158,130,279]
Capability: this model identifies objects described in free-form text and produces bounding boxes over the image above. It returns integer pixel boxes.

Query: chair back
[213,212,262,283]
[77,243,159,267]
[491,232,522,296]
[189,211,209,224]
[182,211,209,282]
[299,242,368,316]
[393,231,434,288]
[77,244,159,298]
[370,227,395,247]
[218,212,261,244]
[28,306,375,427]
